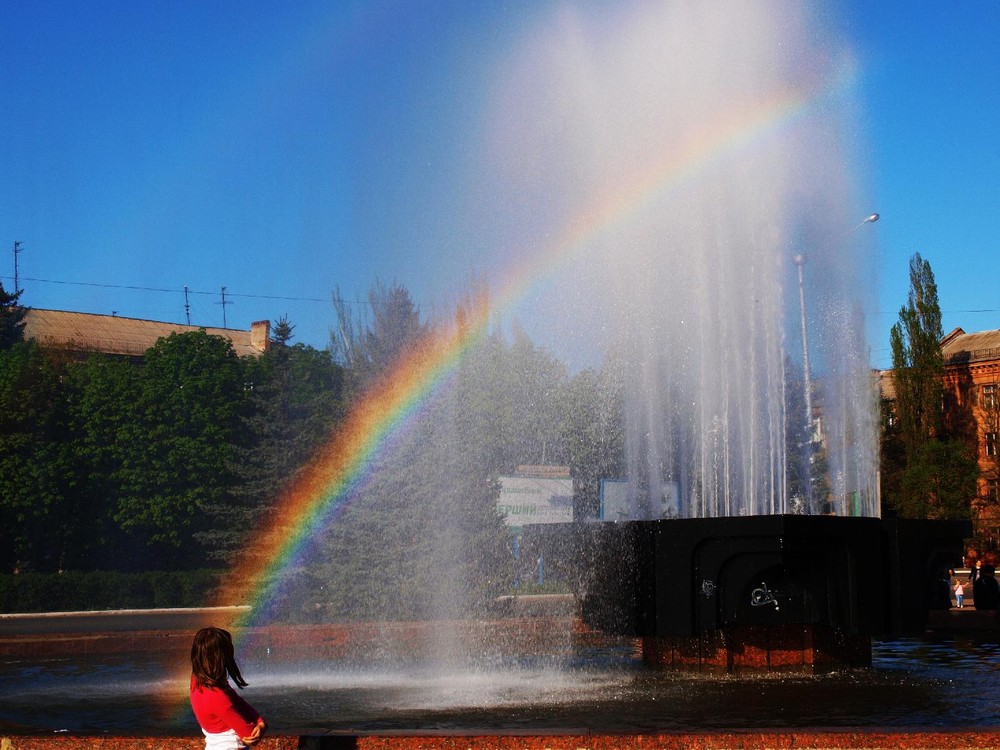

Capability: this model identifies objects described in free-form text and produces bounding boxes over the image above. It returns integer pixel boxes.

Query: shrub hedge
[0,570,226,613]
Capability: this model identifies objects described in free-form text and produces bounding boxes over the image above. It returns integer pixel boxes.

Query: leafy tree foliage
[290,292,597,622]
[61,354,142,569]
[2,315,352,579]
[879,392,906,516]
[0,274,655,626]
[112,331,251,568]
[331,280,428,395]
[890,253,945,451]
[560,366,625,520]
[899,438,979,520]
[291,292,505,620]
[796,368,832,514]
[299,396,511,622]
[451,324,571,475]
[0,341,67,571]
[0,281,26,349]
[885,253,977,519]
[214,319,345,563]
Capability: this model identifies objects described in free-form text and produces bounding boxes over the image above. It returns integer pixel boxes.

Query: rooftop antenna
[13,241,23,292]
[218,286,231,329]
[184,286,191,325]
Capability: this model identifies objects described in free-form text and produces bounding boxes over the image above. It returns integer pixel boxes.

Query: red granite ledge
[0,739,298,750]
[345,732,1000,750]
[5,732,1000,750]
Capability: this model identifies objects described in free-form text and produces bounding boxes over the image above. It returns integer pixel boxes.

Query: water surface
[3,637,997,735]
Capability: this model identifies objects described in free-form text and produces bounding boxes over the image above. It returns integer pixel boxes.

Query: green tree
[885,253,977,519]
[879,390,906,517]
[61,353,143,570]
[301,394,510,623]
[0,341,67,571]
[0,281,27,349]
[113,331,250,568]
[331,280,428,395]
[289,289,519,622]
[783,356,821,512]
[561,366,625,520]
[900,438,979,520]
[214,318,345,563]
[448,323,570,477]
[890,253,945,452]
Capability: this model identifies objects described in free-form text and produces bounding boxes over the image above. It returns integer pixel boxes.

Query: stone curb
[5,732,1000,750]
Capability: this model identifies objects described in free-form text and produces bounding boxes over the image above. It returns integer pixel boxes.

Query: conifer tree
[886,253,977,518]
[0,281,27,349]
[890,253,944,452]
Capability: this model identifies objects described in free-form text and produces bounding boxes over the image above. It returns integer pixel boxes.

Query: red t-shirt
[189,675,262,736]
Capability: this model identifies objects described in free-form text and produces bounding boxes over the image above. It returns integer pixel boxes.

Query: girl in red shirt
[190,626,268,749]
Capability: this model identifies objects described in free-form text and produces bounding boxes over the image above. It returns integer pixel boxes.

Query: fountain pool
[2,633,998,735]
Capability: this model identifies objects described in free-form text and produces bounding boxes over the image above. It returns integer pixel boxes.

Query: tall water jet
[488,1,879,518]
[486,3,966,672]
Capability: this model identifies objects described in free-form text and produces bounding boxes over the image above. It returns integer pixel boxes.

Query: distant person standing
[974,564,1000,610]
[969,560,983,585]
[954,579,965,608]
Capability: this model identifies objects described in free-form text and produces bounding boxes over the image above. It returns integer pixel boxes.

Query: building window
[990,480,1000,505]
[987,432,998,458]
[985,384,999,410]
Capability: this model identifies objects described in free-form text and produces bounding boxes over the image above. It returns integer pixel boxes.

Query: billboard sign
[497,476,573,528]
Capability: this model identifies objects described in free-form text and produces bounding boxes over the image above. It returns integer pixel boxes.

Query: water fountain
[0,2,990,746]
[489,0,967,675]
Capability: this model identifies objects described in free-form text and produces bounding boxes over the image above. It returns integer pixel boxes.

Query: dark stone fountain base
[641,623,871,674]
[560,514,972,673]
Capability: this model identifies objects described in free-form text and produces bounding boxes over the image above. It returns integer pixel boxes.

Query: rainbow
[166,73,852,710]
[223,80,842,621]
[220,296,493,625]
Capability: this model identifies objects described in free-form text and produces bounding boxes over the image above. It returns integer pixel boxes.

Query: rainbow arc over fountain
[205,73,853,633]
[161,41,865,710]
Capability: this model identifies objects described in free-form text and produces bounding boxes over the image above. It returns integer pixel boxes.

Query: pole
[13,241,23,292]
[794,213,879,515]
[219,286,230,329]
[794,253,813,513]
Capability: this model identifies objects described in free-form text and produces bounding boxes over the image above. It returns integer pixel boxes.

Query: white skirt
[202,728,245,750]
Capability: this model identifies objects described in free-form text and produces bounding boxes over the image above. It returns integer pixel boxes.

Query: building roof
[23,309,270,358]
[941,327,1000,366]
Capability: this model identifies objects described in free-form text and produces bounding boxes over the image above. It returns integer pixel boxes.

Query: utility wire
[0,274,371,306]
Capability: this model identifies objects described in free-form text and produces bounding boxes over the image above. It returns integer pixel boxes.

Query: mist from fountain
[0,6,947,737]
[487,1,879,518]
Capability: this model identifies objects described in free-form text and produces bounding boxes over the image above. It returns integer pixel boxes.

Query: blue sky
[855,3,1000,368]
[1,1,997,371]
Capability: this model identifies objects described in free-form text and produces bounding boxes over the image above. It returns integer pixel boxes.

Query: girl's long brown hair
[190,626,248,689]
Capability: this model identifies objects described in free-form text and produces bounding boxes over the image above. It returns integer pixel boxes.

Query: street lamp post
[794,251,813,442]
[796,213,879,513]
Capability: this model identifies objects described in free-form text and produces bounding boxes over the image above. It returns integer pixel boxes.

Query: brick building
[941,327,1000,548]
[881,326,1000,550]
